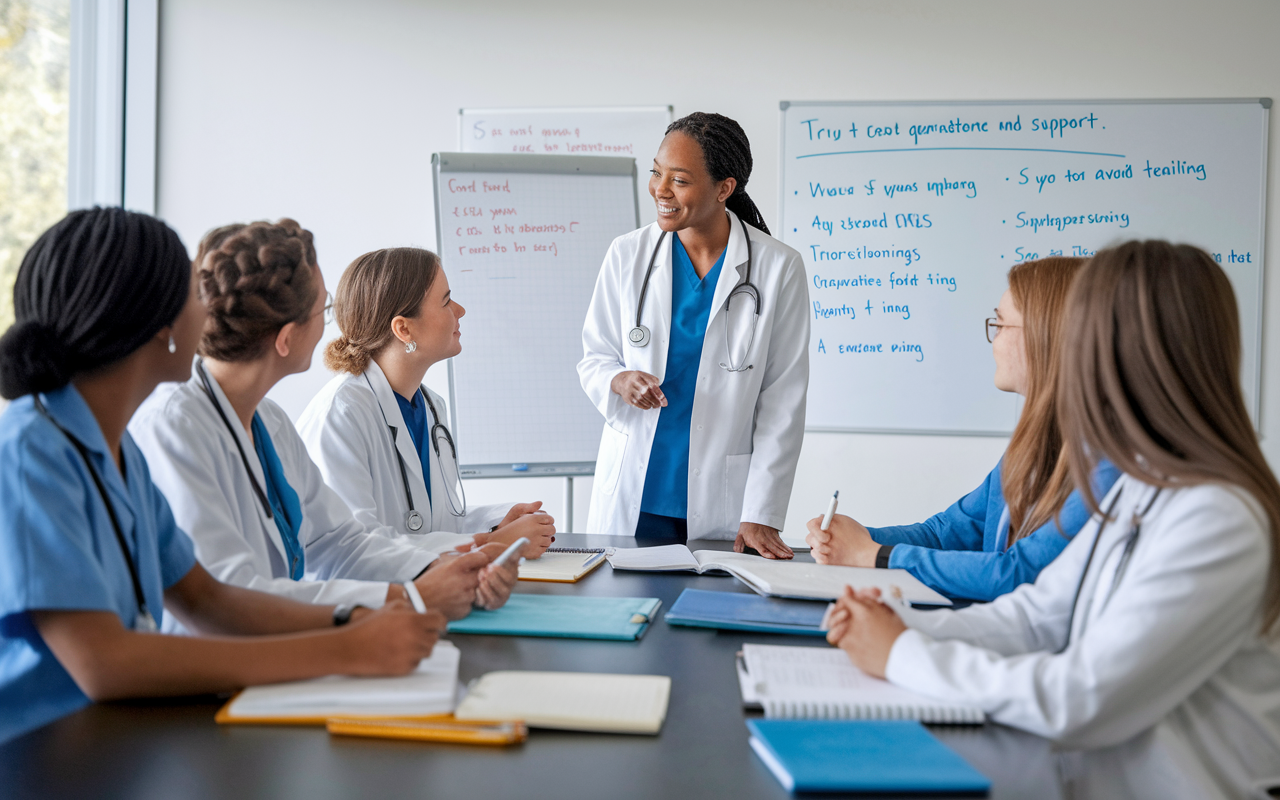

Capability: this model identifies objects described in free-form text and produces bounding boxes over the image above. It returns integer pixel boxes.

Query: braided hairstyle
[0,207,191,399]
[197,218,319,362]
[665,112,769,235]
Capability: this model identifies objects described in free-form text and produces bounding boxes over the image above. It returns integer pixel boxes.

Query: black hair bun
[0,320,74,400]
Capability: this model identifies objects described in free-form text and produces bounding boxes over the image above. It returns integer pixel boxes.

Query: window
[0,0,71,333]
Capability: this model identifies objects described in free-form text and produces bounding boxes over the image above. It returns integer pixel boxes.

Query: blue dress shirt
[640,234,726,518]
[0,386,196,744]
[870,459,1122,601]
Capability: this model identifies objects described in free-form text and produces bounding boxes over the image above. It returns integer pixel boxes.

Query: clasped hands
[824,586,908,679]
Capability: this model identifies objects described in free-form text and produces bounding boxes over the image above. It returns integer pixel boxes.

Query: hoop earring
[168,335,177,354]
[405,341,417,354]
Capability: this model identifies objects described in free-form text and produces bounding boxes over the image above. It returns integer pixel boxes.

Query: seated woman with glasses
[806,257,1120,601]
[131,220,520,623]
[297,247,555,556]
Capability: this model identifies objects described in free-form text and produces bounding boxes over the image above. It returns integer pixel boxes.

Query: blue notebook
[747,719,990,794]
[446,594,661,641]
[665,589,827,636]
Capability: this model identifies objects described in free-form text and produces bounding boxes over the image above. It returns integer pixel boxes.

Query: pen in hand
[820,490,839,531]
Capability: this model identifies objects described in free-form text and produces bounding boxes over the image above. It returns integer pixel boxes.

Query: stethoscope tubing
[364,374,466,525]
[629,216,760,370]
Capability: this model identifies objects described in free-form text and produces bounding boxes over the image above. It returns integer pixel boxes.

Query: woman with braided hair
[579,112,810,554]
[131,219,521,628]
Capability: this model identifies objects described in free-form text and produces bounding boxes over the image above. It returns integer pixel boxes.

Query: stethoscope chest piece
[628,325,651,347]
[406,509,424,532]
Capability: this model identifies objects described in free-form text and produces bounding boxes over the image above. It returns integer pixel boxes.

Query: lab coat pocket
[724,453,753,524]
[595,423,629,496]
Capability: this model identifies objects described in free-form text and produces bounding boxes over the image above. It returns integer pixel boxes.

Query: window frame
[68,0,158,214]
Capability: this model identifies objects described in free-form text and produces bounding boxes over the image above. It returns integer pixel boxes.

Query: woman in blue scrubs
[0,208,445,744]
[580,113,810,556]
[806,257,1121,601]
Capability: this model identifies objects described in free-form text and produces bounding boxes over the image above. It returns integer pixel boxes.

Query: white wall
[156,0,1279,535]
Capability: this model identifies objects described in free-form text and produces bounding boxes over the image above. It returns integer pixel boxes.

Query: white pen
[491,537,530,568]
[820,490,840,531]
[402,580,427,614]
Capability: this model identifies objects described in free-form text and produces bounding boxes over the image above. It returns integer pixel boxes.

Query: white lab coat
[297,361,510,543]
[885,474,1280,798]
[578,211,810,540]
[131,359,441,613]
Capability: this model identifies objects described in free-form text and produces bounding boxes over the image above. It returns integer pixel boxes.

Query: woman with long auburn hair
[807,257,1120,601]
[826,241,1280,795]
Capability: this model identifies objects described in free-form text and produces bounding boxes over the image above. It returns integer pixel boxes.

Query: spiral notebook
[739,644,984,724]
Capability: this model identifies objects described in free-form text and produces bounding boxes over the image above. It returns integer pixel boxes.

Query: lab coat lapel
[708,210,751,331]
[638,228,674,383]
[195,358,286,564]
[363,361,428,488]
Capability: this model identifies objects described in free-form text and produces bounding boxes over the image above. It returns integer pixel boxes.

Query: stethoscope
[628,215,760,373]
[34,396,157,632]
[1057,484,1162,653]
[364,374,466,530]
[195,359,307,577]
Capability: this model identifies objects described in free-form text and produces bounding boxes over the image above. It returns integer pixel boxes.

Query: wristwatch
[875,545,895,569]
[332,603,358,626]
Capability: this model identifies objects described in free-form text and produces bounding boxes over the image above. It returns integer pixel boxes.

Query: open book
[739,644,983,724]
[455,671,671,734]
[217,641,460,724]
[607,545,950,606]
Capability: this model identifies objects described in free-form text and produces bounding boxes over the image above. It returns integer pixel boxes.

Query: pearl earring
[405,341,417,354]
[168,335,177,354]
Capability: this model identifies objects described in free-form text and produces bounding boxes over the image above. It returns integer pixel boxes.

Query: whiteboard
[433,153,639,476]
[780,99,1269,435]
[459,106,672,227]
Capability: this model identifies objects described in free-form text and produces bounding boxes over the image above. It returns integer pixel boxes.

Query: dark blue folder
[747,719,990,795]
[664,588,827,636]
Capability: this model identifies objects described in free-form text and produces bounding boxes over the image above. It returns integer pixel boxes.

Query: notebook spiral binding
[764,700,983,724]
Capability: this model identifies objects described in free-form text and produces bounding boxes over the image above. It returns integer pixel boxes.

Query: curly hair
[196,219,320,362]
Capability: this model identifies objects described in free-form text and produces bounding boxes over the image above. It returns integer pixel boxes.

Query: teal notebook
[446,594,662,641]
[747,719,990,794]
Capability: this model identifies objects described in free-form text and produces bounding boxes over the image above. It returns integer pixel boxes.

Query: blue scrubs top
[250,413,305,580]
[394,391,433,508]
[0,386,196,744]
[871,459,1122,601]
[640,234,725,518]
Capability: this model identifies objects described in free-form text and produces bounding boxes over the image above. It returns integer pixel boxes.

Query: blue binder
[664,589,827,636]
[747,719,990,794]
[446,594,661,641]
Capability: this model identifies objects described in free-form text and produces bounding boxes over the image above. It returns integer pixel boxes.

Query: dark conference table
[2,535,1168,799]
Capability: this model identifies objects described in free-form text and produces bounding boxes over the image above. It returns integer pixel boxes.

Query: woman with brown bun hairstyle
[807,257,1120,601]
[297,247,555,555]
[131,220,521,626]
[826,241,1280,795]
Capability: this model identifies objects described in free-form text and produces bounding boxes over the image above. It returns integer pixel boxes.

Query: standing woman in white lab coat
[298,247,556,555]
[132,220,518,622]
[826,240,1280,798]
[579,112,810,555]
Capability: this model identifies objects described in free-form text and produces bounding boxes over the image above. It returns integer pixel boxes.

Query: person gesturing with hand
[579,112,809,551]
[611,371,668,410]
